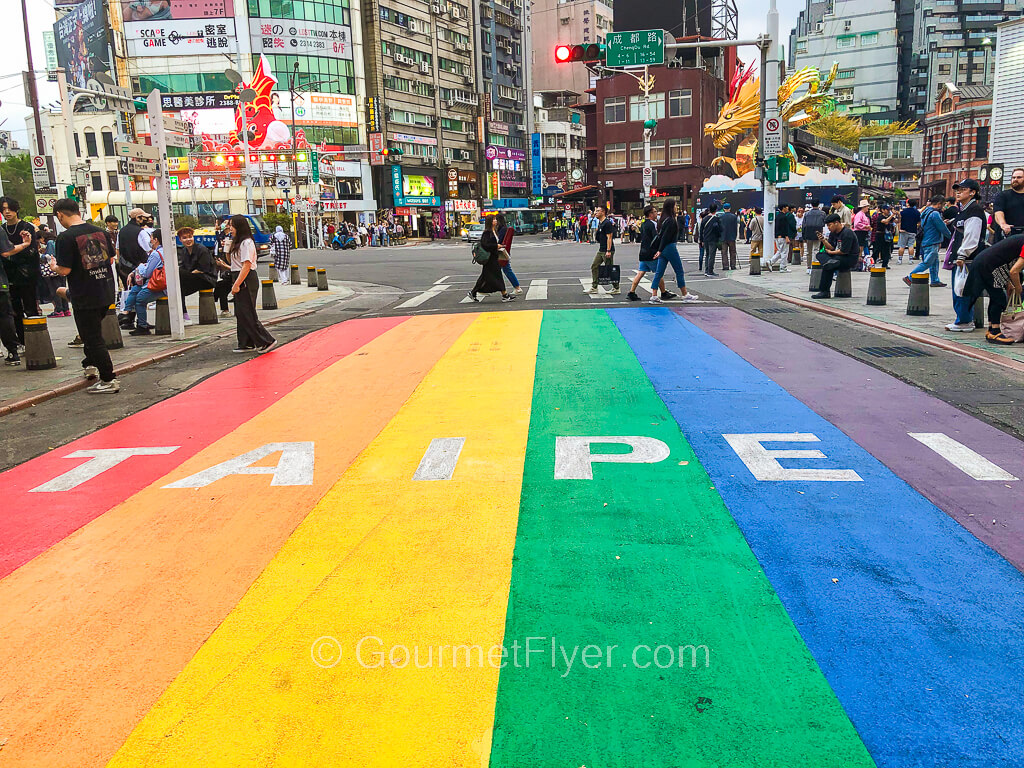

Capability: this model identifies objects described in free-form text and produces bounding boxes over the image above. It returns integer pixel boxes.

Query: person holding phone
[811,214,861,299]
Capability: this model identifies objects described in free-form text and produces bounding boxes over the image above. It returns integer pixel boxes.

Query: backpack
[472,243,490,264]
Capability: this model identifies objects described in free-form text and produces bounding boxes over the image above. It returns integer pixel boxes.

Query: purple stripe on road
[685,306,1024,573]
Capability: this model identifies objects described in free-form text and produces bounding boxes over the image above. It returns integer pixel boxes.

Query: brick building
[590,65,728,215]
[919,83,992,200]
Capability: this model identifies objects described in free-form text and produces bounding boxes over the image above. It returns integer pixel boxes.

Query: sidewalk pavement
[704,244,1024,369]
[0,273,355,414]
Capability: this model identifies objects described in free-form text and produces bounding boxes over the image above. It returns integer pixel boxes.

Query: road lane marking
[397,284,450,308]
[525,278,547,300]
[907,433,1019,481]
[412,437,466,480]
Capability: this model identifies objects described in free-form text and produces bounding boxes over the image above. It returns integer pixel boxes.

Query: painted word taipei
[28,433,1017,492]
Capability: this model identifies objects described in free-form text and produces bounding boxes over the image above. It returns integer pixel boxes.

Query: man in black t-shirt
[50,198,119,393]
[993,168,1024,242]
[812,214,861,298]
[587,205,619,294]
[0,227,23,365]
[0,196,39,344]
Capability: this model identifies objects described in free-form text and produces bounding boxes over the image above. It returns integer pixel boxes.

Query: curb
[772,293,1024,374]
[0,307,321,418]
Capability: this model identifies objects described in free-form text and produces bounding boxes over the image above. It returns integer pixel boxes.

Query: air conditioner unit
[815,22,824,33]
[431,3,442,13]
[463,75,474,85]
[452,7,462,19]
[460,149,472,160]
[420,61,430,73]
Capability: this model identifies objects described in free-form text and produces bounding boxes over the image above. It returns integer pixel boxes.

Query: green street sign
[606,29,665,67]
[311,150,320,183]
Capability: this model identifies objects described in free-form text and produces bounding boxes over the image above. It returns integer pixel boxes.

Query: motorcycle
[331,233,358,250]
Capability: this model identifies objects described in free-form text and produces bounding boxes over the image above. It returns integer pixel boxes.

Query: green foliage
[173,214,200,231]
[0,155,39,218]
[264,211,292,233]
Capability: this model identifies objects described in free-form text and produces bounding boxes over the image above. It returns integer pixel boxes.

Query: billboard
[120,0,234,21]
[53,0,110,90]
[249,18,353,60]
[403,174,435,198]
[124,18,236,57]
[276,92,358,127]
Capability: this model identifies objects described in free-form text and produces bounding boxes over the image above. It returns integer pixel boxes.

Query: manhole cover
[855,345,934,359]
[753,306,800,314]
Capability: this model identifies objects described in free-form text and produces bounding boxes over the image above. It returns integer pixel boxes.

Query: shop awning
[553,185,599,198]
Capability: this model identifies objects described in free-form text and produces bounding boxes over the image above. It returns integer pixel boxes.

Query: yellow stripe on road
[109,310,543,768]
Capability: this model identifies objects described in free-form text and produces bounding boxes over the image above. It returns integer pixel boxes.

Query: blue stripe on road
[610,307,1024,767]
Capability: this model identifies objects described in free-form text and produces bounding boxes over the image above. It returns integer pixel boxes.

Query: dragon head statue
[705,64,760,149]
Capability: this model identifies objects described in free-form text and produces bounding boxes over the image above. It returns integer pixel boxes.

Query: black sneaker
[5,352,20,366]
[501,294,516,302]
[811,291,831,299]
[67,336,84,347]
[129,327,152,336]
[626,291,640,301]
[661,291,678,300]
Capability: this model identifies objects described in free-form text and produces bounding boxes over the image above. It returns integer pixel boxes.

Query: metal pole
[148,90,184,340]
[116,111,133,211]
[643,64,651,205]
[763,1,779,253]
[21,0,45,155]
[56,68,78,193]
[239,100,253,212]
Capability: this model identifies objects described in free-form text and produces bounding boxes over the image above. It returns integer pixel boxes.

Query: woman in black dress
[467,215,516,303]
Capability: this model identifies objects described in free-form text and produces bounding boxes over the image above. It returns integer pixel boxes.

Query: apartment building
[531,0,614,97]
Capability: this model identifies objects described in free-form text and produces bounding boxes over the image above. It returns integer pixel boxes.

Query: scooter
[331,233,358,250]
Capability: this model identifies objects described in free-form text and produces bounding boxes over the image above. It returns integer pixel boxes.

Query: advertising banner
[125,18,235,57]
[531,133,542,196]
[53,0,109,90]
[120,0,234,21]
[276,92,357,127]
[366,97,381,133]
[368,132,384,166]
[403,174,435,199]
[250,18,352,60]
[391,165,440,207]
[160,92,238,110]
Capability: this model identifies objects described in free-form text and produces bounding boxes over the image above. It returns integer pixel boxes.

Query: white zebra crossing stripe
[578,278,613,299]
[396,284,451,308]
[526,279,548,300]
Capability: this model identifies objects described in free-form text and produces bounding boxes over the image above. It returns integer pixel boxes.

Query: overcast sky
[0,0,807,150]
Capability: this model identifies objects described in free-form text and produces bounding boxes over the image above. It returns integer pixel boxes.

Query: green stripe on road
[488,309,874,767]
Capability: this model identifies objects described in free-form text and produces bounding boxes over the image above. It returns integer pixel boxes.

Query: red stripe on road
[0,317,407,579]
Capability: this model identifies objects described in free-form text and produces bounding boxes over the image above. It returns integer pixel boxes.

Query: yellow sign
[90,203,106,221]
[165,157,189,172]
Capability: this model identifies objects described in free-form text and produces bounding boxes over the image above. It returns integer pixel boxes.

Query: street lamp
[225,68,258,211]
[981,37,994,86]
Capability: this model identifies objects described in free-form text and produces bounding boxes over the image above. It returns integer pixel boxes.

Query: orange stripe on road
[0,314,475,768]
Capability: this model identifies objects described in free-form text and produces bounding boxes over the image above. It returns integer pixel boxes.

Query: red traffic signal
[555,45,573,63]
[555,43,605,63]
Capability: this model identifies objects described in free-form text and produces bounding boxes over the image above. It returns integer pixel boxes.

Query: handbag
[597,263,620,286]
[999,302,1024,342]
[147,265,167,291]
[953,264,968,297]
[497,246,510,267]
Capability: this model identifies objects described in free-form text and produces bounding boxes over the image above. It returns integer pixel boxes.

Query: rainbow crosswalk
[0,308,1022,768]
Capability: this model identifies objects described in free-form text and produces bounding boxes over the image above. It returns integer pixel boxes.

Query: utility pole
[642,64,652,204]
[20,0,45,155]
[762,0,780,254]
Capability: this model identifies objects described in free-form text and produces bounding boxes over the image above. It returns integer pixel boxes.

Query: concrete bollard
[290,264,300,285]
[834,270,853,298]
[749,253,761,275]
[866,267,886,306]
[317,268,329,291]
[23,317,57,371]
[973,292,986,328]
[261,279,278,310]
[198,288,218,325]
[307,266,316,287]
[101,303,124,350]
[154,296,171,335]
[269,264,279,283]
[808,260,822,292]
[906,273,930,316]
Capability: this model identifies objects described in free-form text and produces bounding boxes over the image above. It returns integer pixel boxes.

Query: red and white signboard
[32,155,51,188]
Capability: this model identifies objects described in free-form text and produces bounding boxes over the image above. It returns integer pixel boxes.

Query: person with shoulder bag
[495,214,521,294]
[467,215,515,302]
[946,179,989,332]
[227,214,277,353]
[122,229,167,335]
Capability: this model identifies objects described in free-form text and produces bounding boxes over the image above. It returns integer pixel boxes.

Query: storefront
[390,164,442,237]
[445,199,479,235]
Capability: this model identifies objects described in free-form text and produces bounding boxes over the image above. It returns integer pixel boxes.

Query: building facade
[594,66,727,215]
[918,83,992,200]
[533,91,588,196]
[531,0,613,97]
[987,17,1024,174]
[791,0,899,121]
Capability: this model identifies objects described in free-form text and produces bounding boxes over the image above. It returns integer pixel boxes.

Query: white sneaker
[680,293,699,302]
[778,267,790,273]
[87,378,120,394]
[514,286,523,294]
[585,287,598,294]
[83,365,99,380]
[609,288,621,295]
[648,295,664,303]
[945,322,975,332]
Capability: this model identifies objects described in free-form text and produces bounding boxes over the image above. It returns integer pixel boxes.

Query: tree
[0,155,39,218]
[807,113,920,151]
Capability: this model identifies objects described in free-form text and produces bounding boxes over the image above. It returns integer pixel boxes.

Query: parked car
[462,222,485,244]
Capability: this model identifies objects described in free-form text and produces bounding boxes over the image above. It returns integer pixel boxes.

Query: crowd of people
[0,200,279,388]
[319,220,405,248]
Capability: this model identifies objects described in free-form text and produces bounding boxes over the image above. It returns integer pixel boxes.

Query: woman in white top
[227,215,276,353]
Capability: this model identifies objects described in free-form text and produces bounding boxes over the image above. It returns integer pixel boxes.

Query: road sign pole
[148,89,185,341]
[643,65,651,205]
[55,68,80,218]
[763,0,780,254]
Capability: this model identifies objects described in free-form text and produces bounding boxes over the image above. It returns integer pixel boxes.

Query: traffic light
[765,155,791,184]
[380,145,405,157]
[554,42,606,64]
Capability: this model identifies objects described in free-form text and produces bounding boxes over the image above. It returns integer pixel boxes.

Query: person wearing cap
[718,202,739,270]
[870,201,897,269]
[116,209,149,326]
[945,178,988,332]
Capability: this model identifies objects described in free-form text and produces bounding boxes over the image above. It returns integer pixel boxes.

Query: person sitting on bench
[812,213,861,299]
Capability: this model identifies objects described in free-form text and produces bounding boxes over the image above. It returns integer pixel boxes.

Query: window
[604,142,626,169]
[891,139,913,159]
[629,142,644,167]
[955,128,962,161]
[135,72,234,94]
[860,32,878,46]
[259,54,356,97]
[837,35,855,49]
[101,130,115,156]
[90,171,102,191]
[248,0,351,26]
[795,40,807,54]
[669,138,692,165]
[604,96,626,123]
[73,133,80,158]
[941,132,949,163]
[440,117,467,132]
[107,171,119,192]
[668,89,691,118]
[837,69,855,80]
[650,139,665,166]
[84,129,98,158]
[630,94,665,121]
[975,125,989,158]
[544,133,557,148]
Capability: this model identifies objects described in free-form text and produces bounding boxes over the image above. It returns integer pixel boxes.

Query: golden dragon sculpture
[704,62,840,177]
